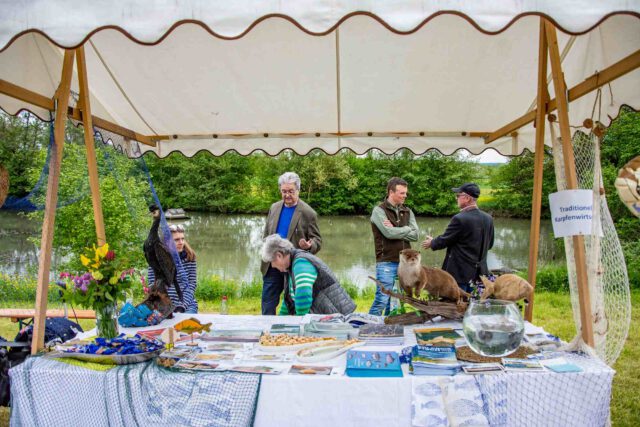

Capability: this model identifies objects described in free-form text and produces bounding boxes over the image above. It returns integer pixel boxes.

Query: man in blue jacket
[421,183,494,292]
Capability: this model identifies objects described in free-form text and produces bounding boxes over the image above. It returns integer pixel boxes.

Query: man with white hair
[261,172,322,315]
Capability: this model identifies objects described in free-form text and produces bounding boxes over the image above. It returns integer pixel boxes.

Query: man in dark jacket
[261,172,322,315]
[421,183,494,292]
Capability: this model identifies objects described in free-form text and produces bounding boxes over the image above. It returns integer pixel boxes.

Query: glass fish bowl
[462,300,525,357]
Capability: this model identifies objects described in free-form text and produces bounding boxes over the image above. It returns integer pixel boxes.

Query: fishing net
[549,122,631,366]
[10,357,261,427]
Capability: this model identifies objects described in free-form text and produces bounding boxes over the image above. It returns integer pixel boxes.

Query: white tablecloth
[12,314,614,427]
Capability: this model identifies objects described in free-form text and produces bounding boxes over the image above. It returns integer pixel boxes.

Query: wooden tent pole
[544,21,595,347]
[76,46,106,246]
[31,50,75,355]
[525,19,549,322]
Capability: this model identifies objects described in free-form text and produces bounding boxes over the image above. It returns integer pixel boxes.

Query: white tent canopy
[1,1,639,157]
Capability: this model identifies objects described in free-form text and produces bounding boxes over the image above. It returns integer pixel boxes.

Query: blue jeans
[369,262,398,316]
[262,266,286,315]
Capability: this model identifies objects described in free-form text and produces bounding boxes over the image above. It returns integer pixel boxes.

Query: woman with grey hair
[261,234,354,316]
[260,172,322,315]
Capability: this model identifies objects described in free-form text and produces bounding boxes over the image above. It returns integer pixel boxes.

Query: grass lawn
[1,290,638,425]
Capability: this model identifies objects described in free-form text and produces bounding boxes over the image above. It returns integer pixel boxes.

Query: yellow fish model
[173,318,212,335]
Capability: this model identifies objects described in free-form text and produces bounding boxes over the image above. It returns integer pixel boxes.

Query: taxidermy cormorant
[143,204,184,314]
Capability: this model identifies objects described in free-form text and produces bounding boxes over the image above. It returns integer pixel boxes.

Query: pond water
[0,210,563,288]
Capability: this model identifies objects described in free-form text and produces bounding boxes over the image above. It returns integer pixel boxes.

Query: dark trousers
[261,265,286,315]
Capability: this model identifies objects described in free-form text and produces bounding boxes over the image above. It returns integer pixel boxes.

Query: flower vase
[95,303,119,339]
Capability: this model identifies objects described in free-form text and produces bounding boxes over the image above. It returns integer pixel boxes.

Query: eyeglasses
[280,189,298,195]
[169,224,185,232]
[456,193,468,199]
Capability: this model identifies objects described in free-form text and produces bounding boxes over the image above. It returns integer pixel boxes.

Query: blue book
[345,350,403,378]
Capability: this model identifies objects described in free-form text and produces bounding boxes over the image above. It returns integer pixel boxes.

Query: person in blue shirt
[260,172,322,315]
[148,224,198,313]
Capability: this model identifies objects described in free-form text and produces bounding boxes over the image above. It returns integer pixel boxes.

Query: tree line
[0,108,638,280]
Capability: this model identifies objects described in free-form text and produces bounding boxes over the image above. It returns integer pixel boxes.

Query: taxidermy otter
[398,249,471,303]
[480,274,533,303]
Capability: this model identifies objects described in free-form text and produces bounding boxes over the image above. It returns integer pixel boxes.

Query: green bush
[623,240,640,289]
[0,273,63,303]
[519,265,569,293]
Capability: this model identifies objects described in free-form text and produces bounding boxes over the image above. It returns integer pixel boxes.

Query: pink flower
[143,286,150,294]
[105,250,115,261]
[59,272,70,279]
[140,276,146,285]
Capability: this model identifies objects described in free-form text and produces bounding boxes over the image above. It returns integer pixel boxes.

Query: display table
[10,314,615,427]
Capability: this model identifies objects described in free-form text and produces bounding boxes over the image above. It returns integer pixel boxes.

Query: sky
[466,149,509,164]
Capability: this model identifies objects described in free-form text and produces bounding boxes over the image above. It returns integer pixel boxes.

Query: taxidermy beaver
[480,274,533,303]
[398,249,471,303]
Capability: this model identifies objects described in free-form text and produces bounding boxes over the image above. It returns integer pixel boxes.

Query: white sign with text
[549,190,598,238]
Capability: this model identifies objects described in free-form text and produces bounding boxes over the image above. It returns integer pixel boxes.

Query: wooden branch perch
[368,276,467,320]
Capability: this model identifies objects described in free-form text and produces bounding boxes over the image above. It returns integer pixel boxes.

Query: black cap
[148,204,160,212]
[452,183,480,198]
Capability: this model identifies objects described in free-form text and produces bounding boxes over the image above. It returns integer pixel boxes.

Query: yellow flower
[109,276,119,285]
[92,271,104,281]
[80,255,91,267]
[96,243,109,259]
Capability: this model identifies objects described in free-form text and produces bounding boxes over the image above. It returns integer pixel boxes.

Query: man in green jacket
[369,177,419,315]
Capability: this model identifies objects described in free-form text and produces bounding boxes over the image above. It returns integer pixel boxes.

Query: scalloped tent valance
[0,1,639,157]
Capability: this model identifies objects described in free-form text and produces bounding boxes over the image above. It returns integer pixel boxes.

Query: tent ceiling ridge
[152,131,489,141]
[2,10,639,53]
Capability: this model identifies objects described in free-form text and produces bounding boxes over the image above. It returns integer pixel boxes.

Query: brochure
[502,358,545,373]
[462,363,505,375]
[345,350,403,377]
[227,365,285,375]
[414,328,461,346]
[201,329,264,342]
[358,324,405,346]
[270,324,301,336]
[289,365,333,375]
[242,353,294,363]
[539,357,583,373]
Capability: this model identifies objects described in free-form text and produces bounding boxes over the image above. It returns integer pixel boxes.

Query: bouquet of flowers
[59,243,139,338]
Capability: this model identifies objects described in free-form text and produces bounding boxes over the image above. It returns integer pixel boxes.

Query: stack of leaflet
[411,344,461,376]
[304,321,358,340]
[358,324,405,346]
[315,313,384,328]
[269,324,301,336]
[411,328,461,375]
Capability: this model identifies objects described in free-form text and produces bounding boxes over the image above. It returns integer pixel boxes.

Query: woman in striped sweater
[148,224,199,313]
[261,234,355,316]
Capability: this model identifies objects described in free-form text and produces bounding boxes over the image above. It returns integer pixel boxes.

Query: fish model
[173,318,212,335]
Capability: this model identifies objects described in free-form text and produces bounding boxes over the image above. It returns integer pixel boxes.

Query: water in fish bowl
[463,300,525,357]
